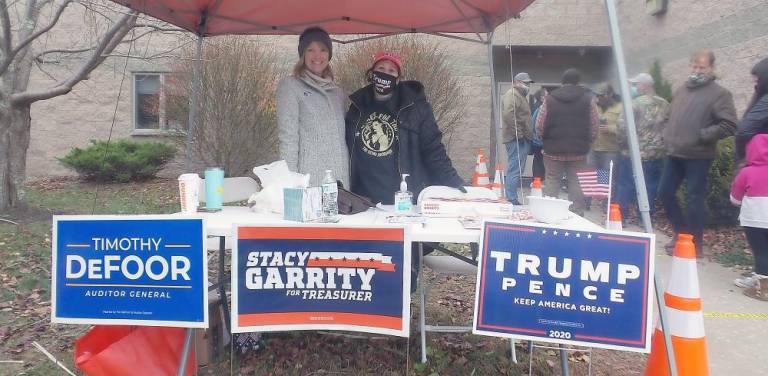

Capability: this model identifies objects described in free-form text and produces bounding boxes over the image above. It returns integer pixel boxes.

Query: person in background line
[735,57,768,162]
[535,68,599,216]
[277,26,349,187]
[587,83,622,210]
[501,72,535,204]
[730,134,768,301]
[590,83,622,172]
[658,49,737,256]
[616,73,670,219]
[530,88,547,182]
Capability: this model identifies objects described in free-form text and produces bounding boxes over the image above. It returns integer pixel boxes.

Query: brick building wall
[616,0,768,113]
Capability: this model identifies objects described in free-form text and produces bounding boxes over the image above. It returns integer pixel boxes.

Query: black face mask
[372,71,396,96]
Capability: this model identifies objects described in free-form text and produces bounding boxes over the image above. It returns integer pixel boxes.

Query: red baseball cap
[372,51,403,74]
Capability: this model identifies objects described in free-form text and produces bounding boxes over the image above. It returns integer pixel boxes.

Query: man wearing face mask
[501,72,535,204]
[345,51,465,206]
[616,73,670,218]
[658,49,737,256]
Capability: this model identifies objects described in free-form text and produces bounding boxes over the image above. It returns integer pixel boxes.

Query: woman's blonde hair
[292,57,334,79]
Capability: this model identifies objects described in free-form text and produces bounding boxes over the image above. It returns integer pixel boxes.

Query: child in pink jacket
[730,133,768,301]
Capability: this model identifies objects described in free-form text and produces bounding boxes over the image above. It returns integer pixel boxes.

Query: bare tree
[0,0,184,211]
[334,35,467,149]
[164,36,280,177]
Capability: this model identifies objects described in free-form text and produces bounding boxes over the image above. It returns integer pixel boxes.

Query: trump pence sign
[52,216,207,328]
[473,221,654,352]
[232,225,410,337]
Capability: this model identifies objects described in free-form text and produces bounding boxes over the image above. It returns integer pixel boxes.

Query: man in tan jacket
[501,72,534,204]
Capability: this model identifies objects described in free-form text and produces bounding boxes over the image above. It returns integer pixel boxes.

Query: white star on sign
[576,233,581,238]
[564,232,570,237]
[587,234,593,239]
[553,230,558,235]
[542,230,547,234]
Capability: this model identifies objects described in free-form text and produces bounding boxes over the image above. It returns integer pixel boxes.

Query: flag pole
[605,160,614,228]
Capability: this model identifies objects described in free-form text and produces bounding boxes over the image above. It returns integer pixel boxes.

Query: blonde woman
[277,27,349,187]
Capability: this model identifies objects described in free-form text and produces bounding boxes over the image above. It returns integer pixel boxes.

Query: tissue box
[283,187,323,222]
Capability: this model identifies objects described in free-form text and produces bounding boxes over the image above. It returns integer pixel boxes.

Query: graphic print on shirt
[360,111,398,157]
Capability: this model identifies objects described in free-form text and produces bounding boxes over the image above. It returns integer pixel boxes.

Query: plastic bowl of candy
[526,196,572,224]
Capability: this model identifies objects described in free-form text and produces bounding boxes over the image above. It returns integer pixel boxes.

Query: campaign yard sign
[233,225,410,337]
[52,216,207,328]
[473,221,655,353]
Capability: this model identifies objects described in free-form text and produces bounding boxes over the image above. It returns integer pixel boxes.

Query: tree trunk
[0,104,32,211]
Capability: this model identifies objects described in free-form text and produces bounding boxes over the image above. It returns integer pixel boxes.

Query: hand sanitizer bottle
[394,174,413,214]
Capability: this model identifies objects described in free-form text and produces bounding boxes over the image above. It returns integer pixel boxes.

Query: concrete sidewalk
[582,210,768,375]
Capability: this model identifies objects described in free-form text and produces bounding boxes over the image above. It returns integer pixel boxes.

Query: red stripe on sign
[306,259,396,272]
[238,227,404,241]
[238,312,402,330]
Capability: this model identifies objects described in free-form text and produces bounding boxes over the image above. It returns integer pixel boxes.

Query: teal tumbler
[204,167,224,209]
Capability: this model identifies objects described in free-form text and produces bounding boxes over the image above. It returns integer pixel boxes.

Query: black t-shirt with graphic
[353,95,400,205]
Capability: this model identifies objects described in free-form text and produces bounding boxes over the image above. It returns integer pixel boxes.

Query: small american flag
[576,168,611,198]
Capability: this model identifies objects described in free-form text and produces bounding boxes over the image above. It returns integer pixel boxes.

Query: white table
[190,205,602,362]
[195,205,600,244]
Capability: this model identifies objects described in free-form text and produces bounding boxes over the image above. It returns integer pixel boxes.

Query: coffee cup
[178,173,201,213]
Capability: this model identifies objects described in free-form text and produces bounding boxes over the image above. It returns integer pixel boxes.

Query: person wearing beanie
[276,26,349,187]
[534,68,600,216]
[735,56,768,161]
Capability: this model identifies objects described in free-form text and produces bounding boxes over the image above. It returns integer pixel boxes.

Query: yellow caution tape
[703,312,768,319]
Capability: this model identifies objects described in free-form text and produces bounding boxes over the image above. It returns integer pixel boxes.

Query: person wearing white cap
[501,72,535,204]
[616,73,670,220]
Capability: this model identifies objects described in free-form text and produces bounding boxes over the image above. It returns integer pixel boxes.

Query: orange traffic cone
[607,204,623,231]
[530,177,543,197]
[471,149,490,188]
[490,165,504,198]
[644,234,708,376]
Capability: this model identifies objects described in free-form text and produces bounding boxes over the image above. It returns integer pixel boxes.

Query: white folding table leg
[418,243,427,363]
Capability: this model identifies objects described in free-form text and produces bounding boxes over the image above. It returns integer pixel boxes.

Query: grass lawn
[6,177,752,375]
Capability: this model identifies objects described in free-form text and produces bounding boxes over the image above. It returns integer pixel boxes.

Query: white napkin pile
[248,160,310,214]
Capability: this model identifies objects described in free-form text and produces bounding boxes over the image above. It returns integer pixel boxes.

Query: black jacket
[345,81,464,200]
[736,95,768,161]
[542,85,593,155]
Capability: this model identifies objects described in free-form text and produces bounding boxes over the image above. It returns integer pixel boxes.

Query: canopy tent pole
[185,34,204,172]
[603,1,677,374]
[487,32,503,169]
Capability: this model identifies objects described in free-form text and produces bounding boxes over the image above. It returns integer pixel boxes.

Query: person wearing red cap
[345,51,465,206]
[277,26,349,187]
[346,51,465,292]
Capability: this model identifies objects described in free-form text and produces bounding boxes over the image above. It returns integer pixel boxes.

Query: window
[133,73,184,133]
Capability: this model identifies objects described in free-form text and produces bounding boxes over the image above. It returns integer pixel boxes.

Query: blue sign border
[51,215,208,328]
[472,220,655,353]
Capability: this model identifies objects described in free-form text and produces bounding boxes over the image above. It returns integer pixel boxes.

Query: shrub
[649,60,673,102]
[705,138,739,225]
[59,140,176,182]
[164,36,280,177]
[334,35,467,149]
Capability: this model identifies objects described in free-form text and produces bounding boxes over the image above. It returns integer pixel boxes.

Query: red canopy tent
[113,0,538,172]
[111,0,535,38]
[106,1,678,375]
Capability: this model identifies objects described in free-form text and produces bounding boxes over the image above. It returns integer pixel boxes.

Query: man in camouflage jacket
[615,73,670,218]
